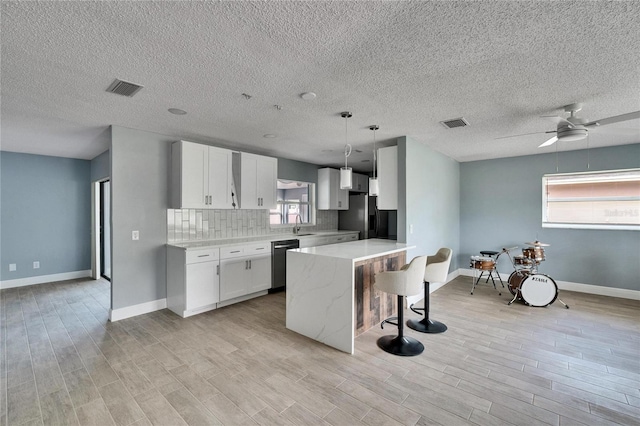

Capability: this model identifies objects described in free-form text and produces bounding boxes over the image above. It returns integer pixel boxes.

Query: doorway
[100,180,111,280]
[92,178,111,281]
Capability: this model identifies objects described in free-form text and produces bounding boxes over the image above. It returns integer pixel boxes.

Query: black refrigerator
[338,194,396,239]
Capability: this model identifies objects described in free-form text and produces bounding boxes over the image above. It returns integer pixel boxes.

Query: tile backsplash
[167,209,339,243]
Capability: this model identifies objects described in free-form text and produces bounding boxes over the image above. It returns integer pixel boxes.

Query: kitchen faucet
[294,214,302,234]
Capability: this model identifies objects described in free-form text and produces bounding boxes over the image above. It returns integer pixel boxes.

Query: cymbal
[525,240,550,247]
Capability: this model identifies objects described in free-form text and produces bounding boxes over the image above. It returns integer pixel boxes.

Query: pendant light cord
[343,113,352,169]
[373,127,377,179]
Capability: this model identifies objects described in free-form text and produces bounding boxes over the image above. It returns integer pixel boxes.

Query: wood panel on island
[354,252,405,337]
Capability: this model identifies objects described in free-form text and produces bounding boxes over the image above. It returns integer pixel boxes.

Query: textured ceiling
[1,1,639,168]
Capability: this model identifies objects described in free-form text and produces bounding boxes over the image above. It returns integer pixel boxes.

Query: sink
[295,233,315,236]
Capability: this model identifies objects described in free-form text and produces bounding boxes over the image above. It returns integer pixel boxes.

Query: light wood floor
[1,276,639,425]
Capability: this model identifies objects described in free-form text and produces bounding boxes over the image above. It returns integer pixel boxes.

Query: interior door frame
[91,178,111,279]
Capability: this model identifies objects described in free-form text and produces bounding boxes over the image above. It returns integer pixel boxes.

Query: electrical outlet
[132,230,139,240]
[9,263,16,272]
[33,261,40,269]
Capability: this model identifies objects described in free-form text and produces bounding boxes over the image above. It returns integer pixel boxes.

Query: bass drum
[507,270,528,296]
[520,274,558,307]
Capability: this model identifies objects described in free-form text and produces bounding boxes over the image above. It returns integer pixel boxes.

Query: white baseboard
[459,268,639,301]
[110,298,167,322]
[0,270,92,290]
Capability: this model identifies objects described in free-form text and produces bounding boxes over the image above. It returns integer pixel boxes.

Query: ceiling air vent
[440,117,469,129]
[106,79,144,97]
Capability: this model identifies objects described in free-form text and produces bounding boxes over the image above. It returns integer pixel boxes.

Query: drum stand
[471,269,501,295]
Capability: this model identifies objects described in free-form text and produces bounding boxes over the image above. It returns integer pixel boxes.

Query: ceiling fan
[497,103,640,148]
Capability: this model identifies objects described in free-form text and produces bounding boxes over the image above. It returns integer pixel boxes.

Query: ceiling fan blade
[538,136,558,148]
[495,131,551,140]
[584,110,640,127]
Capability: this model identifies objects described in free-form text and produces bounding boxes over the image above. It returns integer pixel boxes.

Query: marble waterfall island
[286,239,414,354]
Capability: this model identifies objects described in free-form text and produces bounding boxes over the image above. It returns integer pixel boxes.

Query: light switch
[33,261,40,269]
[132,230,140,240]
[410,224,414,234]
[9,263,16,272]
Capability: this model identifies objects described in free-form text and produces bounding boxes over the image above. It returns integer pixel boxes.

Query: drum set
[470,241,569,308]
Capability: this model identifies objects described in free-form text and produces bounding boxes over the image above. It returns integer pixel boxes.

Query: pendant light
[339,111,353,190]
[368,125,380,196]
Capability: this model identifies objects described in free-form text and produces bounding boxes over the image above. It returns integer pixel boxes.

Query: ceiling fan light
[558,128,588,142]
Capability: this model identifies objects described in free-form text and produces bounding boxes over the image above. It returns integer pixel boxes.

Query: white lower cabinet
[167,234,358,317]
[219,242,272,302]
[167,247,220,318]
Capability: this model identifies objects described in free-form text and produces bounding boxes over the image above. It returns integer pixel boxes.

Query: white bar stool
[374,255,428,356]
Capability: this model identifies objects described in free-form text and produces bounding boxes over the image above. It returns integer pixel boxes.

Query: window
[270,180,315,226]
[542,169,640,230]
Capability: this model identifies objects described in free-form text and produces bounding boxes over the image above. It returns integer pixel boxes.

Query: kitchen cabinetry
[219,242,271,302]
[318,168,349,210]
[232,152,277,209]
[166,246,220,318]
[171,140,235,209]
[351,173,369,193]
[377,146,398,210]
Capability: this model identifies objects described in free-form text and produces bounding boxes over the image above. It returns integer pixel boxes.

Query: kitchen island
[286,239,414,354]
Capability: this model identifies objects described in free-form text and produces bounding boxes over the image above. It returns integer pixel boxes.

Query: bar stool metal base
[376,335,424,356]
[408,281,447,334]
[407,318,447,333]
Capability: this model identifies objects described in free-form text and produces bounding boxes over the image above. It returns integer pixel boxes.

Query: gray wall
[460,144,640,290]
[398,137,461,270]
[91,149,110,182]
[111,126,171,309]
[0,151,91,281]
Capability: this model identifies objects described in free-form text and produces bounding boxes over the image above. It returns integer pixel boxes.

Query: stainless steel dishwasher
[270,239,300,293]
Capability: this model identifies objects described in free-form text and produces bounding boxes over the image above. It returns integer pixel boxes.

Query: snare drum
[470,256,495,271]
[513,255,533,267]
[522,246,545,262]
[508,270,558,307]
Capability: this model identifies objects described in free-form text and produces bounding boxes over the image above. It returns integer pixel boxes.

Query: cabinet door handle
[249,259,252,269]
[230,250,241,253]
[338,201,342,207]
[216,265,220,275]
[197,254,210,258]
[255,247,264,251]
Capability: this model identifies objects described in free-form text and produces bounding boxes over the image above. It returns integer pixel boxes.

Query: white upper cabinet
[171,140,234,209]
[377,146,398,210]
[318,168,349,210]
[233,152,277,209]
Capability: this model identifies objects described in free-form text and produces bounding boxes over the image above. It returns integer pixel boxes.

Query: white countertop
[167,230,360,250]
[290,239,413,262]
